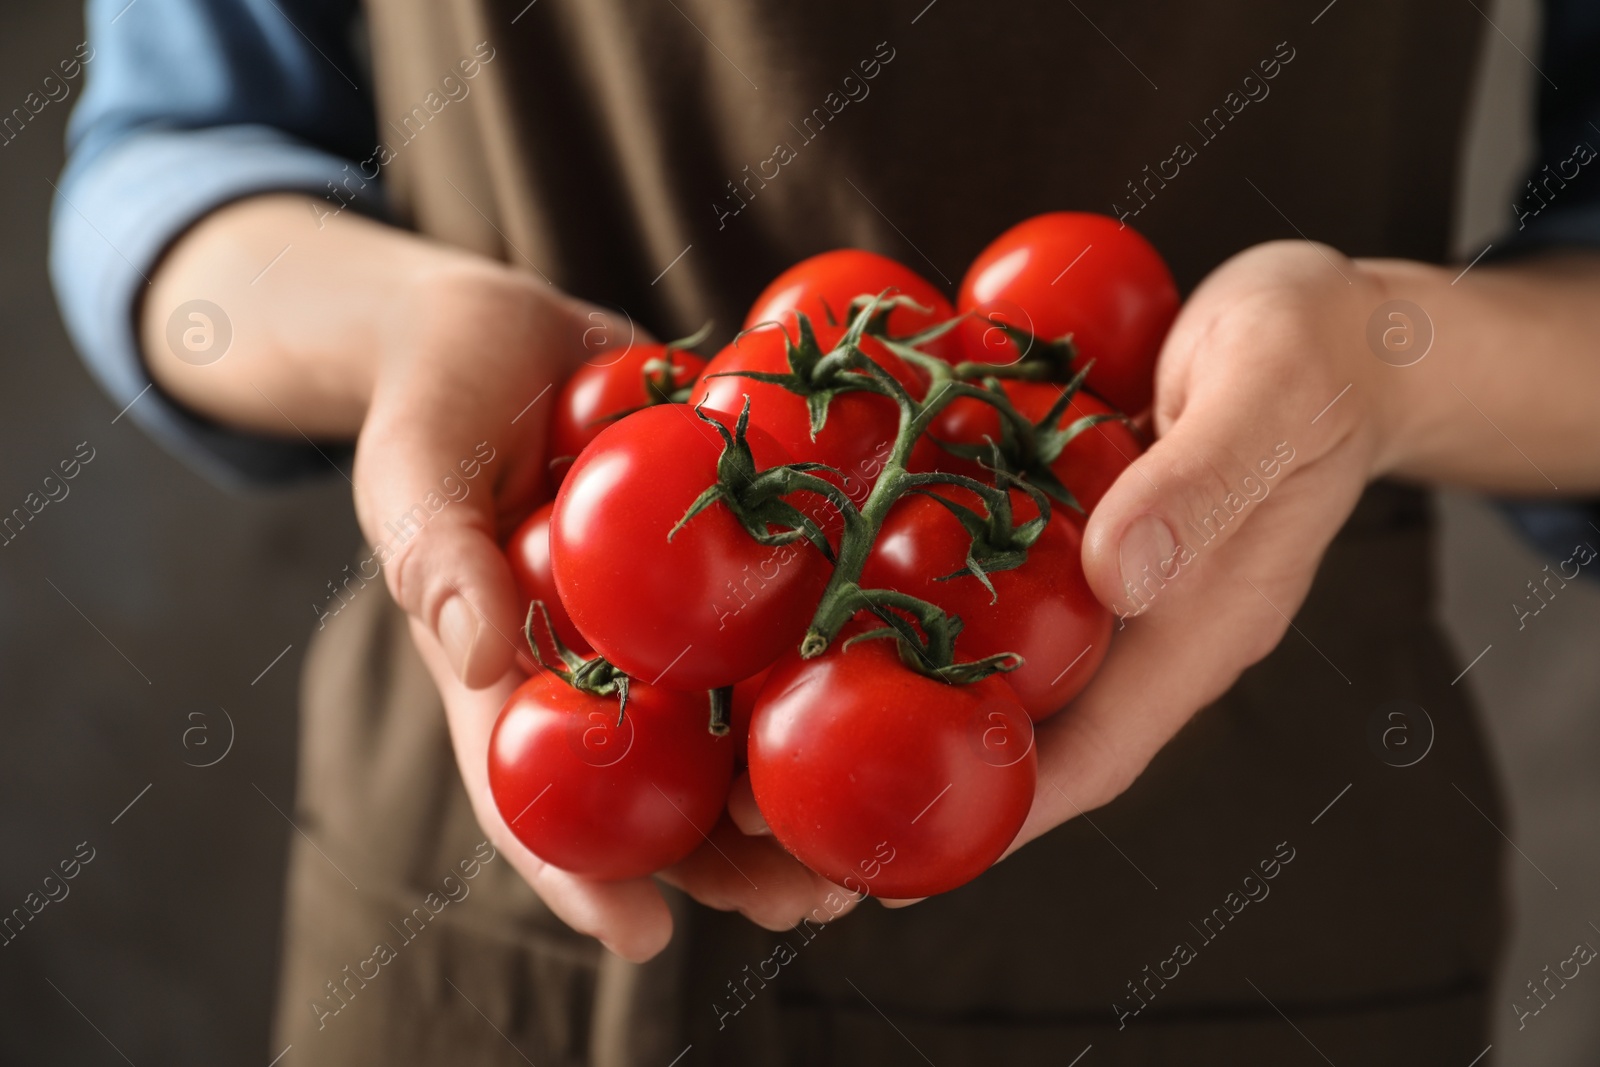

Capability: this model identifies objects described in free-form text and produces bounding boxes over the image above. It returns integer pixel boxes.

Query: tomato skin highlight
[913,381,1143,513]
[548,344,707,487]
[745,248,960,361]
[549,404,830,691]
[506,501,591,655]
[489,675,733,880]
[748,632,1036,898]
[692,324,917,510]
[860,487,1111,719]
[957,212,1177,415]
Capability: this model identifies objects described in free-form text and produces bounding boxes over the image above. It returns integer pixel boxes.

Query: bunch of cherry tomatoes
[490,212,1178,899]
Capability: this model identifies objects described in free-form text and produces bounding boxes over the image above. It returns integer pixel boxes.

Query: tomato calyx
[918,471,1055,601]
[918,359,1134,511]
[523,601,631,722]
[706,314,878,439]
[969,321,1079,380]
[843,594,1025,685]
[789,467,1033,685]
[577,323,715,436]
[717,291,947,437]
[669,400,840,561]
[639,322,715,404]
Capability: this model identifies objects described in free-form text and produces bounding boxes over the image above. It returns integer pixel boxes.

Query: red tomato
[913,381,1143,512]
[860,487,1111,719]
[548,343,707,486]
[958,213,1177,414]
[506,501,591,655]
[745,249,959,360]
[694,324,919,512]
[748,629,1036,898]
[550,404,830,690]
[489,675,733,880]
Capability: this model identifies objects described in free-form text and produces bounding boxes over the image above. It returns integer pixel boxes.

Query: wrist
[376,255,555,392]
[1350,256,1466,483]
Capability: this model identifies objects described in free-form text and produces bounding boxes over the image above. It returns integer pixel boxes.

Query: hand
[353,260,851,958]
[1010,240,1394,851]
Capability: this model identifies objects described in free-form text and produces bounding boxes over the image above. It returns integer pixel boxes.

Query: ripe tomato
[548,343,707,486]
[550,404,830,690]
[912,381,1143,512]
[489,675,733,880]
[748,629,1036,898]
[958,213,1178,414]
[745,249,959,361]
[860,487,1111,719]
[506,501,591,655]
[693,324,919,511]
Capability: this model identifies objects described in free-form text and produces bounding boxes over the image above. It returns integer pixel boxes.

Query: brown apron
[274,2,1504,1063]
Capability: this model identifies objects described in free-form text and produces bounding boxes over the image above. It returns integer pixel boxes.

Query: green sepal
[669,400,838,563]
[841,609,1023,687]
[908,467,1051,603]
[523,601,631,722]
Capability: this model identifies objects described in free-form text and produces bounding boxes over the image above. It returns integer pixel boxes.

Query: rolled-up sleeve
[50,0,380,487]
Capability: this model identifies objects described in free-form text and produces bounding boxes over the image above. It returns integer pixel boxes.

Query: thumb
[1082,391,1299,618]
[354,401,526,689]
[359,439,524,688]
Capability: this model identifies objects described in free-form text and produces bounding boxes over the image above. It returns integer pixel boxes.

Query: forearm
[1363,250,1600,495]
[138,194,519,439]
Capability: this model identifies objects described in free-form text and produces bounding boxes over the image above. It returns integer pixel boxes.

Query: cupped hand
[353,262,846,958]
[1009,239,1396,850]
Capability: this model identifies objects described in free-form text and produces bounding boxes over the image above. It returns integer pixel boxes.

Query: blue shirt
[48,0,1600,557]
[50,0,373,486]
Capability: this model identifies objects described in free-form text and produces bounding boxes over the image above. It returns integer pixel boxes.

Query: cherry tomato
[694,324,919,511]
[912,381,1143,512]
[860,487,1111,719]
[749,628,1036,898]
[506,501,591,655]
[958,213,1178,414]
[550,404,830,690]
[745,249,959,361]
[489,675,733,880]
[548,343,706,486]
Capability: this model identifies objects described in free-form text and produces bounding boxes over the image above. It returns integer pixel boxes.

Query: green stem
[798,330,1039,658]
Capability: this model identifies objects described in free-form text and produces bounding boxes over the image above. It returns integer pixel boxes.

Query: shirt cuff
[49,123,383,488]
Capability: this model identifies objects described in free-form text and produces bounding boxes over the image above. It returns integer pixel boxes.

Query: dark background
[2,0,1598,1064]
[0,3,359,1062]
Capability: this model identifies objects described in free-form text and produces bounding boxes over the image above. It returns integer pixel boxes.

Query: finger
[516,857,674,962]
[726,772,771,835]
[354,386,527,688]
[353,289,642,688]
[1081,354,1314,621]
[1016,467,1364,852]
[660,818,860,931]
[411,618,674,960]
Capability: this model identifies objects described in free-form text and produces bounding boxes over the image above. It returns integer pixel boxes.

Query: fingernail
[1117,515,1178,608]
[439,596,480,679]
